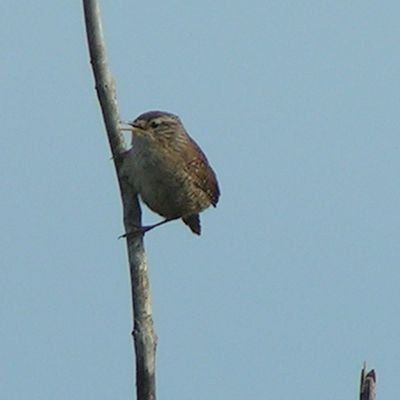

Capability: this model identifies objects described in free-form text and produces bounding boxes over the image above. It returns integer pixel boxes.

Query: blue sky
[1,1,398,398]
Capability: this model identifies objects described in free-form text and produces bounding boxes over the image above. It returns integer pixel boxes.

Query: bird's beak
[119,122,135,132]
[119,121,145,133]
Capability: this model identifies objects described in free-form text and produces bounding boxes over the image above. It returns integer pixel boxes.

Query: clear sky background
[1,1,398,399]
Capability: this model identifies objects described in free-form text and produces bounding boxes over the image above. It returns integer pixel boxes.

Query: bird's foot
[118,219,173,239]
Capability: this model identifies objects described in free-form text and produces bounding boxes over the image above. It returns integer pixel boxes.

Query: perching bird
[121,111,220,235]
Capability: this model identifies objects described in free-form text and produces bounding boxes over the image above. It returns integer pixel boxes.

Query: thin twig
[82,1,157,399]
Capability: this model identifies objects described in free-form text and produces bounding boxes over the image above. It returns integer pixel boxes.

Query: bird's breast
[127,144,211,218]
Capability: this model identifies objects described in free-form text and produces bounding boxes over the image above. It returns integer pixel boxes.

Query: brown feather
[182,214,201,235]
[185,138,220,207]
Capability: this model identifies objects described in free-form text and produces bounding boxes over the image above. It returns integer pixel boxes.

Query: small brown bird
[121,111,220,235]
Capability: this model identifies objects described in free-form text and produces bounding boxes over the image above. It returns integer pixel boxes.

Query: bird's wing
[185,139,220,207]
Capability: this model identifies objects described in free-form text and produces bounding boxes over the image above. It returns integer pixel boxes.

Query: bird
[121,111,220,235]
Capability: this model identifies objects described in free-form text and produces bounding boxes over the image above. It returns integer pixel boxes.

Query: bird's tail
[182,214,201,235]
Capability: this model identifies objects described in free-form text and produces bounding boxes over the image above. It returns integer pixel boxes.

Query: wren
[121,111,220,235]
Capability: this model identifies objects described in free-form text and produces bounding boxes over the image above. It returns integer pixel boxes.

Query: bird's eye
[150,121,160,129]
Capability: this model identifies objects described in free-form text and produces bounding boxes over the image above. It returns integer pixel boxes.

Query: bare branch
[82,1,157,399]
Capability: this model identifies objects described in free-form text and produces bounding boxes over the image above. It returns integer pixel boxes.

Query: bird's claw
[118,224,149,239]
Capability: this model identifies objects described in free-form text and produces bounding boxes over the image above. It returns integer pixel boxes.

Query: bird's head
[121,111,187,143]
